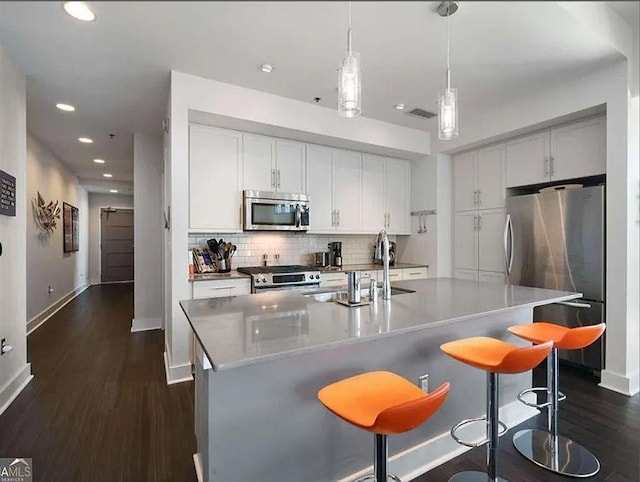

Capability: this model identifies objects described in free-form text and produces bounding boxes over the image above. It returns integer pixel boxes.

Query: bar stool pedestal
[511,348,600,478]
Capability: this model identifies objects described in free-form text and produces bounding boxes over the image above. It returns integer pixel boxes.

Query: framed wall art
[63,202,80,252]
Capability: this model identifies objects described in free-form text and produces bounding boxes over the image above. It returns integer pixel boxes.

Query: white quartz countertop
[179,278,581,371]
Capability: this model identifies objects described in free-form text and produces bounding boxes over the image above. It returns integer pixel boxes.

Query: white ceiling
[0,1,633,191]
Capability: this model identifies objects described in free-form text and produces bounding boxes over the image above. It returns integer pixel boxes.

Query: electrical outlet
[418,374,429,393]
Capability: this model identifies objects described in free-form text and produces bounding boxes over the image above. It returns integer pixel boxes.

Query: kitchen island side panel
[200,306,534,482]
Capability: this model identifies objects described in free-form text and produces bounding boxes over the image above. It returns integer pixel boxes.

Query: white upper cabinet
[454,145,504,213]
[333,149,361,232]
[505,131,549,188]
[384,158,411,234]
[506,116,605,187]
[242,135,306,193]
[242,134,275,192]
[454,211,478,271]
[477,144,505,209]
[361,154,386,232]
[189,126,411,234]
[275,139,306,193]
[477,209,506,272]
[550,116,605,181]
[454,151,478,212]
[306,145,334,232]
[189,125,242,232]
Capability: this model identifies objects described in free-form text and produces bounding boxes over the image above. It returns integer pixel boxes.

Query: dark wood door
[101,208,134,283]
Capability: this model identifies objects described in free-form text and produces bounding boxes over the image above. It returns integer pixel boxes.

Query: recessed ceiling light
[62,2,96,22]
[394,103,406,111]
[78,137,93,144]
[93,159,105,164]
[103,173,112,178]
[260,63,274,73]
[109,189,118,193]
[56,103,75,112]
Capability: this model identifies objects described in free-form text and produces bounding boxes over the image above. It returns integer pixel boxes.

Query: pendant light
[338,1,361,118]
[437,1,459,140]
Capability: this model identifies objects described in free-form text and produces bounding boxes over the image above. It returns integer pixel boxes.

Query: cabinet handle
[544,157,550,177]
[208,286,236,291]
[387,213,391,228]
[277,169,281,188]
[550,156,555,177]
[478,214,482,229]
[271,169,276,188]
[332,210,335,226]
[337,210,340,226]
[473,190,478,205]
[477,190,482,205]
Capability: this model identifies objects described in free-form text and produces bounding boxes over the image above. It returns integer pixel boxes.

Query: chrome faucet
[375,230,391,300]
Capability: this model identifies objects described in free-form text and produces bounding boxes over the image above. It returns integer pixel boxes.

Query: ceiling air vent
[406,107,437,119]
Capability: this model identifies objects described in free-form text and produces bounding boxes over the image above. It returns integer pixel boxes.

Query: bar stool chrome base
[449,471,508,482]
[353,474,401,482]
[512,429,600,478]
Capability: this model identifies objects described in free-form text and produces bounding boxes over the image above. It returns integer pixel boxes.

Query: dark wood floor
[1,283,637,481]
[0,284,197,482]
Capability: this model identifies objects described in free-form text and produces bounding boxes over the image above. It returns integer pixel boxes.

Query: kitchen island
[180,278,580,482]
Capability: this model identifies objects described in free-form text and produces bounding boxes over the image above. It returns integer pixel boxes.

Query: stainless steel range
[237,265,321,293]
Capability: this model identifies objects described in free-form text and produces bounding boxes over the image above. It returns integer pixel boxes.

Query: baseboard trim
[131,317,162,332]
[193,453,203,482]
[338,398,539,482]
[27,284,91,335]
[163,350,193,385]
[600,369,639,396]
[99,280,134,285]
[0,364,33,416]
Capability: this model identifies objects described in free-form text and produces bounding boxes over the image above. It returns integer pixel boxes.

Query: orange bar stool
[441,337,553,482]
[318,371,450,481]
[508,322,606,477]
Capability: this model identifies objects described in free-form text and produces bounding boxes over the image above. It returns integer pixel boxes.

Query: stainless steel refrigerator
[505,185,605,372]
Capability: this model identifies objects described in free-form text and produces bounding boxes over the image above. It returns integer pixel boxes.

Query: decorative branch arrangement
[32,191,61,234]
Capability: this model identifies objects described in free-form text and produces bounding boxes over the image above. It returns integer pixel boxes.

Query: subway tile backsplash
[188,233,397,268]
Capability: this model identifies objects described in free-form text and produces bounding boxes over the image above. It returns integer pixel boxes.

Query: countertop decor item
[32,191,61,236]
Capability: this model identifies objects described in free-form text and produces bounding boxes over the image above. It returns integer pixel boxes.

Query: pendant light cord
[347,1,353,56]
[446,2,451,90]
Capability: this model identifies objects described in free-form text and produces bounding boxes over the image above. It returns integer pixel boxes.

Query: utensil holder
[217,258,231,273]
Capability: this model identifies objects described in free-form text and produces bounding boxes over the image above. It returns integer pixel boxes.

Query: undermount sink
[302,286,415,303]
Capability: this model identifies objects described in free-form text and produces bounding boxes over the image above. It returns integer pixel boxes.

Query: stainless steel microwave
[243,190,310,231]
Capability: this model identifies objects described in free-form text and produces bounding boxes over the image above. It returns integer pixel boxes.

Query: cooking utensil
[207,238,218,255]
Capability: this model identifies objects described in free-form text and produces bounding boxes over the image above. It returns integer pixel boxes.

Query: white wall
[132,132,163,331]
[0,43,31,414]
[88,192,133,285]
[26,134,89,326]
[165,71,432,383]
[425,60,639,395]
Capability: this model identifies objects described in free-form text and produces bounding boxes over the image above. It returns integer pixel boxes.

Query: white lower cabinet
[455,269,479,282]
[320,272,348,288]
[478,271,505,284]
[402,267,428,280]
[191,278,251,300]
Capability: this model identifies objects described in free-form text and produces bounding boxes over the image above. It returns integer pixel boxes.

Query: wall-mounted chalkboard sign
[0,170,16,217]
